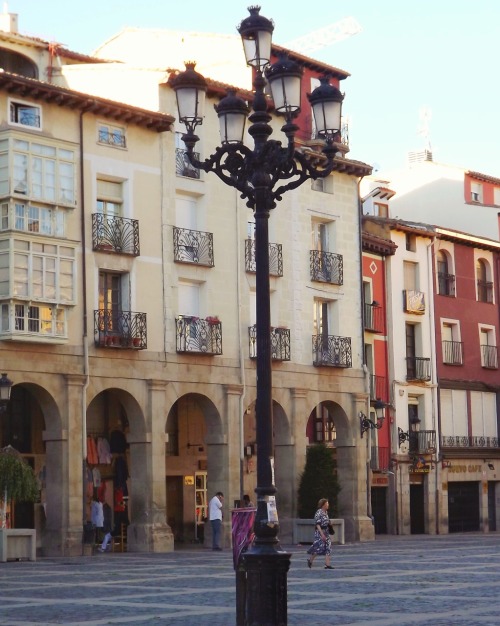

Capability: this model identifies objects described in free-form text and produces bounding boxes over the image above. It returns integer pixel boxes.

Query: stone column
[43,374,86,556]
[337,393,374,542]
[127,379,174,552]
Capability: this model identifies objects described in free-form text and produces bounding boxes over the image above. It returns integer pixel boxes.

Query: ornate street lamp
[0,373,13,414]
[171,6,343,624]
[359,398,386,438]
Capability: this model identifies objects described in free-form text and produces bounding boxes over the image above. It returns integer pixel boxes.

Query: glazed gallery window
[0,137,75,204]
[98,123,126,148]
[0,202,65,236]
[9,100,41,129]
[0,238,75,303]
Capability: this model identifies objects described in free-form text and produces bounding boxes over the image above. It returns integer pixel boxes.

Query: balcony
[248,325,290,361]
[370,374,388,403]
[403,290,425,314]
[312,334,352,368]
[437,272,455,296]
[94,310,147,349]
[310,250,343,285]
[370,446,390,471]
[92,214,140,256]
[481,344,498,369]
[441,435,500,449]
[175,147,200,179]
[364,302,384,333]
[176,316,222,355]
[477,280,493,303]
[173,227,214,267]
[408,430,437,454]
[442,340,464,365]
[245,239,283,276]
[406,356,431,382]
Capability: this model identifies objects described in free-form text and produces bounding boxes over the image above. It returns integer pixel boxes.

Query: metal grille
[94,309,147,349]
[244,239,283,276]
[248,325,291,361]
[173,227,214,266]
[176,316,222,355]
[92,214,140,256]
[310,250,343,285]
[312,334,352,367]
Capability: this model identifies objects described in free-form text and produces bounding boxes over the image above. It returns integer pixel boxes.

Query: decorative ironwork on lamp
[171,6,344,625]
[398,414,421,447]
[359,398,386,437]
[0,372,13,413]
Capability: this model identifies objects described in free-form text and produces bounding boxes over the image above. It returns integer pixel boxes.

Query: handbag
[327,523,335,536]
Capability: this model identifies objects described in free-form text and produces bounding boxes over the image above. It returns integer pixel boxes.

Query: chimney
[0,3,18,34]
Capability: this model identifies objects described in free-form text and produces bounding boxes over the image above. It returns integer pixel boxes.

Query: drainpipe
[79,109,90,527]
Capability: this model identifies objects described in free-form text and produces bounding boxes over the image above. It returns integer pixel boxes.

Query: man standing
[208,491,224,550]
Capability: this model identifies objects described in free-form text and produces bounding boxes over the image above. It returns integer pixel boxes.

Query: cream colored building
[0,11,376,556]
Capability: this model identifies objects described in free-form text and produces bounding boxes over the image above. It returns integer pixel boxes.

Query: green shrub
[0,446,39,504]
[297,443,340,518]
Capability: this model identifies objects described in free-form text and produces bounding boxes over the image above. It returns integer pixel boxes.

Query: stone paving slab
[0,534,499,625]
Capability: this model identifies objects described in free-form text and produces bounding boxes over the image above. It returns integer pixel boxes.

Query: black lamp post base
[239,548,292,626]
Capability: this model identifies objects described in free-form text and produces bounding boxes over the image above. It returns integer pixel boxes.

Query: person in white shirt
[208,491,224,550]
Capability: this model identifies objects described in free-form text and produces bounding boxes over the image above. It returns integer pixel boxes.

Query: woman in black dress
[307,498,334,569]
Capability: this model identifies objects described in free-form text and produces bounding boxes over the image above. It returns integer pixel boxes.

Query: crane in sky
[283,17,362,55]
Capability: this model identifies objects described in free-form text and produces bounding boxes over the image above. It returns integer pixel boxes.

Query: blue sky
[9,0,499,175]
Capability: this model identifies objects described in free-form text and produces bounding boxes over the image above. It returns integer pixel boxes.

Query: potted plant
[0,446,39,561]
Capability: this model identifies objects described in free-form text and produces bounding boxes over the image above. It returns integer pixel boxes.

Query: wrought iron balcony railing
[92,213,140,256]
[370,446,390,471]
[173,227,214,267]
[481,344,498,369]
[406,356,431,381]
[245,239,283,276]
[94,309,147,349]
[477,280,493,303]
[441,435,500,449]
[403,289,425,314]
[248,325,291,361]
[370,374,388,403]
[176,316,222,355]
[312,334,352,368]
[310,250,343,285]
[175,147,201,179]
[408,430,437,454]
[364,302,384,333]
[442,340,464,365]
[437,272,455,296]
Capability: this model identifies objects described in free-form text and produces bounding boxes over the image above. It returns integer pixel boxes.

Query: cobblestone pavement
[1,534,500,625]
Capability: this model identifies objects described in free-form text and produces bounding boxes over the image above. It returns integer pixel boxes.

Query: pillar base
[343,515,375,542]
[42,527,84,557]
[240,547,291,626]
[127,522,174,553]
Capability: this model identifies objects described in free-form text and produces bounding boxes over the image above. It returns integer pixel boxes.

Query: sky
[8,0,500,175]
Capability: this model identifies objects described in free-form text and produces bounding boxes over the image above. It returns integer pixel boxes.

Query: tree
[0,446,39,527]
[297,444,340,518]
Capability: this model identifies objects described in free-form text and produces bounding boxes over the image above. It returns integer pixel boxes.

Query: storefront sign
[409,456,431,473]
[447,464,482,473]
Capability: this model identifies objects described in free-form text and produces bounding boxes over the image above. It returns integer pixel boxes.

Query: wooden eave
[362,231,397,256]
[272,43,349,81]
[435,227,500,252]
[331,156,372,177]
[466,170,500,186]
[0,70,174,131]
[439,379,500,393]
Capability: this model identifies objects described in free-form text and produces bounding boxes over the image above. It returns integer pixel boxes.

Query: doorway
[371,487,387,534]
[166,476,184,541]
[410,483,425,534]
[448,482,480,532]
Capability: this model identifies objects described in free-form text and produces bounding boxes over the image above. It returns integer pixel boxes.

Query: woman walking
[307,498,334,569]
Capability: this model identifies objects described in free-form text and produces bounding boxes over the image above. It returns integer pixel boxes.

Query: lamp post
[171,7,343,624]
[359,398,386,438]
[0,373,13,414]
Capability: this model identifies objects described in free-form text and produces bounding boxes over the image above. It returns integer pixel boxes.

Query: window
[436,250,455,296]
[98,123,126,148]
[0,137,75,204]
[97,179,123,217]
[470,182,483,203]
[480,326,498,369]
[311,403,336,444]
[440,389,468,438]
[494,187,500,206]
[0,302,66,336]
[404,261,418,291]
[9,100,41,129]
[0,202,65,236]
[0,238,75,302]
[441,321,463,365]
[470,391,497,438]
[405,233,416,251]
[476,258,493,303]
[312,221,329,252]
[374,202,388,218]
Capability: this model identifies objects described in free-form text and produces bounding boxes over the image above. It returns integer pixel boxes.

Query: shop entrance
[448,482,480,532]
[166,476,184,541]
[410,483,425,534]
[371,487,387,534]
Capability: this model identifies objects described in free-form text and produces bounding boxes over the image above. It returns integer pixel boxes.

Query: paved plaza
[1,533,499,625]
